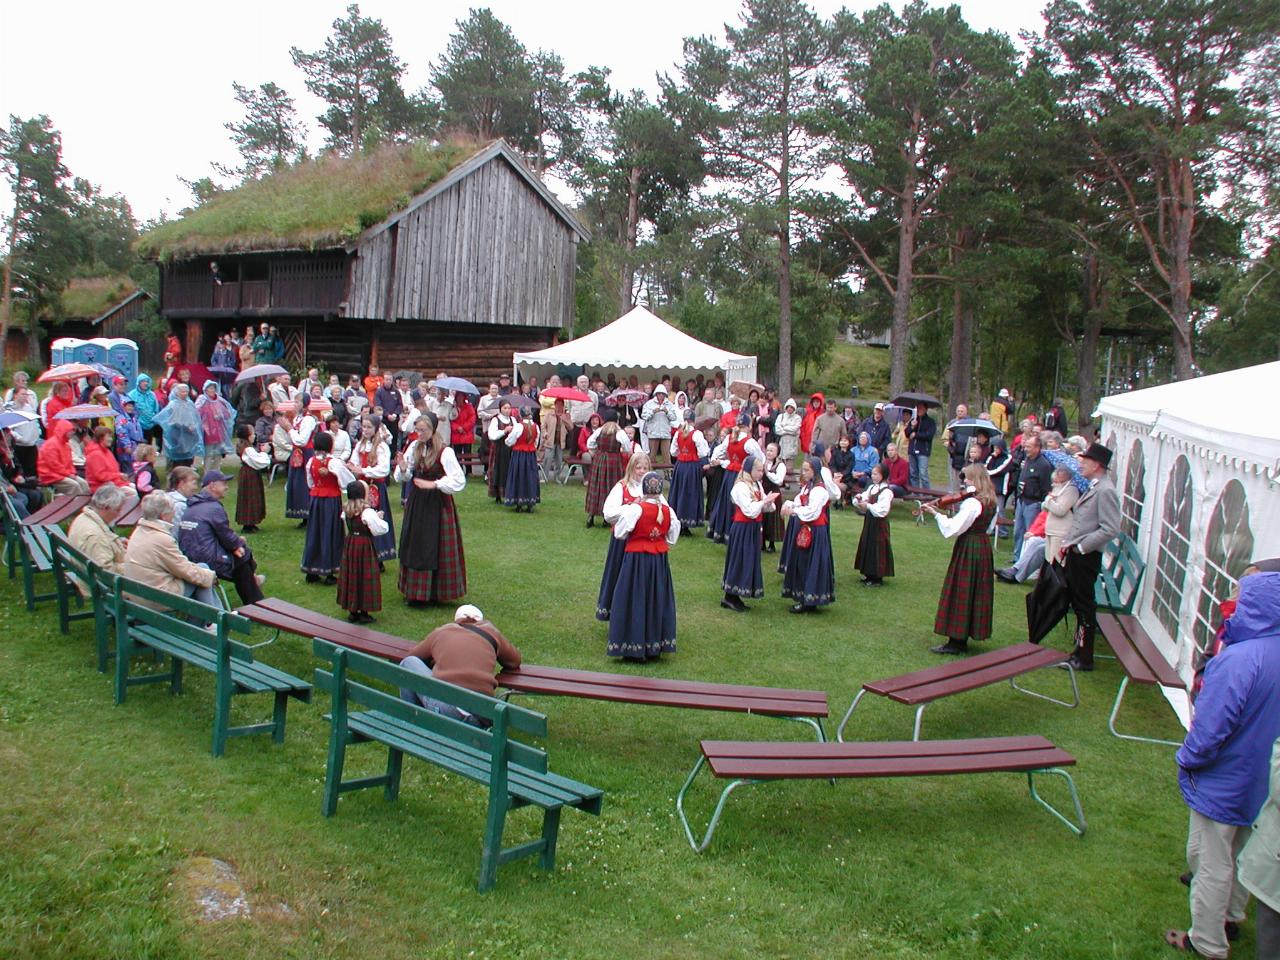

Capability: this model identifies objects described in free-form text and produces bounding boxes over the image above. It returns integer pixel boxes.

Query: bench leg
[675,753,761,853]
[1009,662,1080,709]
[384,747,404,802]
[781,715,827,742]
[1026,768,1087,837]
[478,794,510,892]
[272,690,289,744]
[211,669,231,758]
[835,689,868,742]
[170,657,185,696]
[538,807,562,871]
[1108,676,1182,747]
[911,704,928,742]
[321,724,348,817]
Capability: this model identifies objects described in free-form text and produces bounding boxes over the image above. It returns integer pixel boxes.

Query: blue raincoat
[153,385,202,462]
[127,374,160,430]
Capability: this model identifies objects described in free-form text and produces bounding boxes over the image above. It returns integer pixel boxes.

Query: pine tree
[223,81,306,178]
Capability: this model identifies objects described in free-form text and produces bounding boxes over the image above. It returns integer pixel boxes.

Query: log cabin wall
[371,321,555,384]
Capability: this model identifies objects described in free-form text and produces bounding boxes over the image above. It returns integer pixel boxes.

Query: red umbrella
[37,363,104,384]
[541,386,593,402]
[54,404,116,421]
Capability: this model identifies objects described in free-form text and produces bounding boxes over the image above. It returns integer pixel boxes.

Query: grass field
[0,468,1213,959]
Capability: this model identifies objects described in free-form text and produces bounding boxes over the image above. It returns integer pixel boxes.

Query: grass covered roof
[59,275,138,320]
[136,139,486,261]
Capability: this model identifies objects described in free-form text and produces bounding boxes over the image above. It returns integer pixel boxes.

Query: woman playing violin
[920,463,998,655]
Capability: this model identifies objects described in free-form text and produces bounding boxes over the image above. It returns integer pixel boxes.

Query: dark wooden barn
[3,279,157,371]
[140,140,588,382]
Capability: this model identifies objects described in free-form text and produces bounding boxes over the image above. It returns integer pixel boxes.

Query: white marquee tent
[512,306,758,386]
[1096,360,1280,726]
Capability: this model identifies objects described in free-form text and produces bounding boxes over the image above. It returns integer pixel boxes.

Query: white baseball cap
[454,604,484,623]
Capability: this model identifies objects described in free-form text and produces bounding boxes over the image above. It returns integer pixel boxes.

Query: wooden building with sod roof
[136,139,588,380]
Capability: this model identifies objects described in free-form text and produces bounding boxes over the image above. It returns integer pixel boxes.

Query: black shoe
[347,612,360,623]
[1066,653,1094,672]
[587,517,595,528]
[1226,921,1240,942]
[865,579,883,587]
[305,574,320,583]
[356,613,376,624]
[322,575,337,586]
[995,568,1017,584]
[720,599,742,612]
[789,603,808,614]
[930,641,969,655]
[297,520,307,528]
[1179,871,1191,887]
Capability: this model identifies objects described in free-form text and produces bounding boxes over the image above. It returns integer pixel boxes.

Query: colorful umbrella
[54,404,116,421]
[433,375,480,396]
[606,388,647,407]
[37,363,108,384]
[235,363,288,384]
[541,386,593,402]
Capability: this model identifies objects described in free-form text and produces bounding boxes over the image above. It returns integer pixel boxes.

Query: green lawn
[800,341,893,406]
[0,471,1211,959]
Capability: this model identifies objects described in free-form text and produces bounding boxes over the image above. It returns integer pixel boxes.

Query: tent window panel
[1192,480,1255,654]
[1150,455,1193,640]
[1121,439,1146,542]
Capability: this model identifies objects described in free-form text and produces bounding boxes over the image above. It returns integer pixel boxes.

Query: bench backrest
[312,639,550,775]
[49,526,94,593]
[109,573,253,661]
[1096,534,1144,612]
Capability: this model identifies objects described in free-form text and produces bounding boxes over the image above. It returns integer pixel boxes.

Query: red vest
[676,431,701,462]
[625,500,672,554]
[513,422,539,453]
[308,455,342,497]
[732,483,763,524]
[618,482,639,506]
[292,415,316,450]
[798,486,828,526]
[727,436,749,471]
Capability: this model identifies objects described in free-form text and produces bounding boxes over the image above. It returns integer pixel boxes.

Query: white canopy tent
[512,306,758,386]
[1096,360,1280,727]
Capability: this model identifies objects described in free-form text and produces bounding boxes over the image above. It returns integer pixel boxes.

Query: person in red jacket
[41,381,74,430]
[37,420,90,496]
[883,444,911,495]
[799,392,825,454]
[452,393,476,460]
[83,426,132,492]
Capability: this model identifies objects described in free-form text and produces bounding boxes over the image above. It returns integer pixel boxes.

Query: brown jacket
[124,517,216,598]
[68,508,127,576]
[405,620,522,697]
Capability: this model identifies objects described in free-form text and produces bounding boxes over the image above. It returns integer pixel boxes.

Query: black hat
[1080,442,1113,469]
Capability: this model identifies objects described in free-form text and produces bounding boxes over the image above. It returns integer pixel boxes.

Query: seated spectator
[166,466,199,531]
[851,430,880,492]
[398,605,522,728]
[1,428,40,516]
[882,444,910,496]
[37,420,90,497]
[270,410,293,466]
[84,426,133,493]
[131,444,160,497]
[996,509,1049,583]
[124,492,221,609]
[176,470,266,605]
[68,484,129,578]
[829,436,854,507]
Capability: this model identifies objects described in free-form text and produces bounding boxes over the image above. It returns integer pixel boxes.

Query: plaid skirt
[285,450,312,519]
[705,467,740,543]
[668,459,705,527]
[234,465,266,526]
[854,514,894,579]
[934,531,994,640]
[607,552,677,659]
[503,450,541,506]
[368,479,397,561]
[337,533,382,612]
[397,496,466,603]
[585,451,625,516]
[301,496,344,576]
[722,519,765,598]
[781,523,835,606]
[595,533,627,620]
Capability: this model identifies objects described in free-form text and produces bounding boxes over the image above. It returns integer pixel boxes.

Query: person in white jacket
[774,398,802,464]
[639,385,679,463]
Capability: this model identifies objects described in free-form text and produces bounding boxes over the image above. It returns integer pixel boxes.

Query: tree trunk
[948,285,973,410]
[1076,253,1104,429]
[888,189,917,398]
[775,62,794,399]
[618,164,641,316]
[1167,157,1196,378]
[0,215,15,376]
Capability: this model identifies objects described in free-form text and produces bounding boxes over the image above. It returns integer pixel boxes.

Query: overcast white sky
[0,0,1048,224]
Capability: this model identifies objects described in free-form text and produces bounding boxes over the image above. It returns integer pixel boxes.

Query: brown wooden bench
[498,664,830,739]
[22,493,89,526]
[560,455,589,484]
[836,642,1077,742]
[114,496,144,528]
[237,597,414,662]
[676,735,1085,850]
[1098,613,1186,746]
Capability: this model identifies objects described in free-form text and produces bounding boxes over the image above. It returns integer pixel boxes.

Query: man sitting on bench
[399,605,522,728]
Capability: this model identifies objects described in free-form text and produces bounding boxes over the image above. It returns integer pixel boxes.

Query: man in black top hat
[1058,442,1121,670]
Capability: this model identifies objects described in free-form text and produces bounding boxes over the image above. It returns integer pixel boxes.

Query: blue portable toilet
[51,337,86,367]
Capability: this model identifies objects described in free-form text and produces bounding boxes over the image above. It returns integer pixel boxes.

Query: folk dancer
[596,452,650,621]
[393,412,468,606]
[485,398,515,502]
[337,479,389,624]
[285,395,318,525]
[668,410,709,533]
[760,441,786,551]
[921,463,998,655]
[349,415,397,562]
[852,462,895,586]
[779,457,835,613]
[705,417,764,543]
[607,471,680,661]
[503,408,541,512]
[233,424,268,532]
[301,431,354,584]
[720,455,779,612]
[584,420,631,527]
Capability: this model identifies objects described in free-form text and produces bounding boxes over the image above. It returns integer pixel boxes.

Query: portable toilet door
[102,338,139,384]
[51,337,86,367]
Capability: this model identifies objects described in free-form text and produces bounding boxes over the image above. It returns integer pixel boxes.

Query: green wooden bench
[109,574,311,756]
[313,639,603,892]
[1095,534,1144,615]
[1,488,57,610]
[48,527,98,635]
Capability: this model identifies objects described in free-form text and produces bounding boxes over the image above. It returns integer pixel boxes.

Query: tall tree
[67,178,137,273]
[431,8,535,146]
[290,3,423,152]
[223,81,306,177]
[679,0,836,398]
[1040,0,1280,378]
[0,114,76,368]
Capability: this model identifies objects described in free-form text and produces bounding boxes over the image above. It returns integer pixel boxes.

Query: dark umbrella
[694,415,719,432]
[501,394,540,411]
[891,391,942,408]
[1026,560,1072,644]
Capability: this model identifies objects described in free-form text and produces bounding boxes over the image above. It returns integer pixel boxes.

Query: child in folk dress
[503,408,541,511]
[234,424,269,533]
[761,442,786,552]
[720,455,779,612]
[852,462,895,586]
[921,463,997,655]
[779,457,835,613]
[301,431,354,585]
[596,451,651,621]
[337,480,388,623]
[668,410,710,533]
[607,471,680,660]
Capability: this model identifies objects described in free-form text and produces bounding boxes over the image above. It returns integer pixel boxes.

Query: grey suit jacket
[1063,474,1122,555]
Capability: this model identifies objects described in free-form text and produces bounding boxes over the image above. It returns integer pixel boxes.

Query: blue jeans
[398,656,487,728]
[1011,501,1041,563]
[909,453,930,490]
[1011,537,1046,581]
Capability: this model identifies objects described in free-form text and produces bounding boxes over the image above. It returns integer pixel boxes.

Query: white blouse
[602,479,643,524]
[820,465,842,500]
[587,426,634,453]
[612,498,681,543]
[487,415,512,441]
[359,506,390,537]
[730,479,775,518]
[788,484,830,522]
[239,445,270,470]
[349,440,390,480]
[935,496,982,539]
[709,434,764,466]
[857,483,894,518]
[288,415,317,447]
[764,458,786,486]
[392,444,466,494]
[328,428,352,461]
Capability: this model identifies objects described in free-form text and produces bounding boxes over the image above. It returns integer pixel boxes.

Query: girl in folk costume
[607,471,681,661]
[921,463,998,655]
[233,424,269,533]
[285,395,319,524]
[503,408,541,512]
[596,451,651,621]
[852,462,895,586]
[720,456,779,611]
[668,409,709,533]
[337,480,389,624]
[705,416,764,543]
[780,457,835,613]
[302,431,354,584]
[348,415,397,561]
[760,441,786,552]
[393,412,468,606]
[486,398,515,502]
[584,419,631,527]
[778,439,837,577]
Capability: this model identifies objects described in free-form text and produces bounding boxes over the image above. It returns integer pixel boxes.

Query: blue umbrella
[433,375,480,396]
[0,410,38,430]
